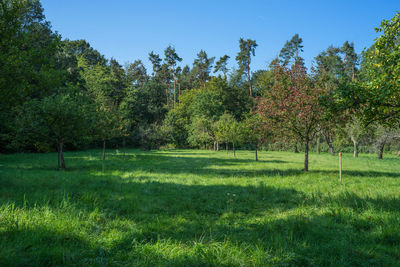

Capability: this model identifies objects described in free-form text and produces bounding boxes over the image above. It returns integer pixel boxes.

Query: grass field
[0,149,399,266]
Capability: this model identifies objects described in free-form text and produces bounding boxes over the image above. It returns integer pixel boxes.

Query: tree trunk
[294,144,299,153]
[351,136,358,158]
[233,142,236,157]
[102,140,106,160]
[226,142,228,153]
[178,81,181,99]
[304,140,309,172]
[247,65,252,97]
[255,146,258,161]
[59,142,66,169]
[173,65,176,108]
[328,143,334,156]
[217,141,219,151]
[378,142,386,159]
[316,135,321,154]
[324,134,334,156]
[213,141,216,151]
[166,88,169,107]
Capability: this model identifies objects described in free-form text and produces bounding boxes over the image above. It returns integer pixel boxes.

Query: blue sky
[42,0,399,72]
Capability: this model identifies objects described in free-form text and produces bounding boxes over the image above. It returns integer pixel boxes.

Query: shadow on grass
[2,151,400,265]
[10,152,400,179]
[1,169,400,265]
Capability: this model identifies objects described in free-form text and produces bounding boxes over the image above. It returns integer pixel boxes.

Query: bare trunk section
[323,134,334,156]
[173,65,176,108]
[255,144,258,161]
[351,135,358,158]
[378,140,387,159]
[166,88,169,108]
[58,142,66,169]
[226,142,228,153]
[316,134,321,154]
[304,140,309,171]
[233,142,236,157]
[178,81,181,99]
[247,65,252,97]
[217,142,219,151]
[328,143,334,156]
[294,144,299,153]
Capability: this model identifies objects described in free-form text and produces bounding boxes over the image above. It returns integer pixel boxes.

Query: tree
[126,60,148,89]
[214,55,230,77]
[344,116,368,157]
[242,113,272,161]
[188,117,214,149]
[192,50,215,87]
[360,12,400,126]
[214,113,242,157]
[341,41,358,81]
[148,51,162,76]
[373,125,400,159]
[0,0,65,151]
[279,34,304,67]
[236,38,258,96]
[14,92,92,169]
[164,45,182,107]
[149,51,171,107]
[313,45,353,155]
[257,63,324,171]
[95,106,120,160]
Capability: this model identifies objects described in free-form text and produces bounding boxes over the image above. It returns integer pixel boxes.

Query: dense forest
[1,0,399,171]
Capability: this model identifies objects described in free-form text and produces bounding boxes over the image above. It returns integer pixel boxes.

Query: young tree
[242,113,272,161]
[15,92,92,169]
[257,63,324,171]
[95,106,120,160]
[344,116,367,157]
[214,113,241,157]
[236,38,258,97]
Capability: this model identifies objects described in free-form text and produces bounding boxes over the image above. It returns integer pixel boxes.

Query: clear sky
[41,0,399,72]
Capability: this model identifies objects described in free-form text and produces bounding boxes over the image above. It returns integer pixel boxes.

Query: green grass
[0,149,399,266]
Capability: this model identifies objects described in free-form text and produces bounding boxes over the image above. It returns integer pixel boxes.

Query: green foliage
[279,34,304,67]
[192,50,215,87]
[360,12,400,126]
[14,92,93,154]
[214,55,230,76]
[0,0,65,150]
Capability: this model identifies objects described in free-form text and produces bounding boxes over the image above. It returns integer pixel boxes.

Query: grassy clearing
[0,149,399,266]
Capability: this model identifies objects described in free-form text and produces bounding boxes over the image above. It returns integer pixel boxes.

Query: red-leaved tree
[257,63,325,171]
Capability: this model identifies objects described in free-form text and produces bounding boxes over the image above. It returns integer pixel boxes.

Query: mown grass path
[0,149,399,266]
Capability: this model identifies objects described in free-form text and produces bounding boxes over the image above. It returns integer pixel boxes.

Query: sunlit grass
[1,149,399,266]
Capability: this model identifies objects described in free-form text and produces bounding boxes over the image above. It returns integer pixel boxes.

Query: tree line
[1,0,399,170]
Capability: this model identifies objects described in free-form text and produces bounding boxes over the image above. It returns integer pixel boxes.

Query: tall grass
[0,149,399,266]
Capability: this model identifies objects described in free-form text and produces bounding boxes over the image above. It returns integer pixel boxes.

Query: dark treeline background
[1,0,399,170]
